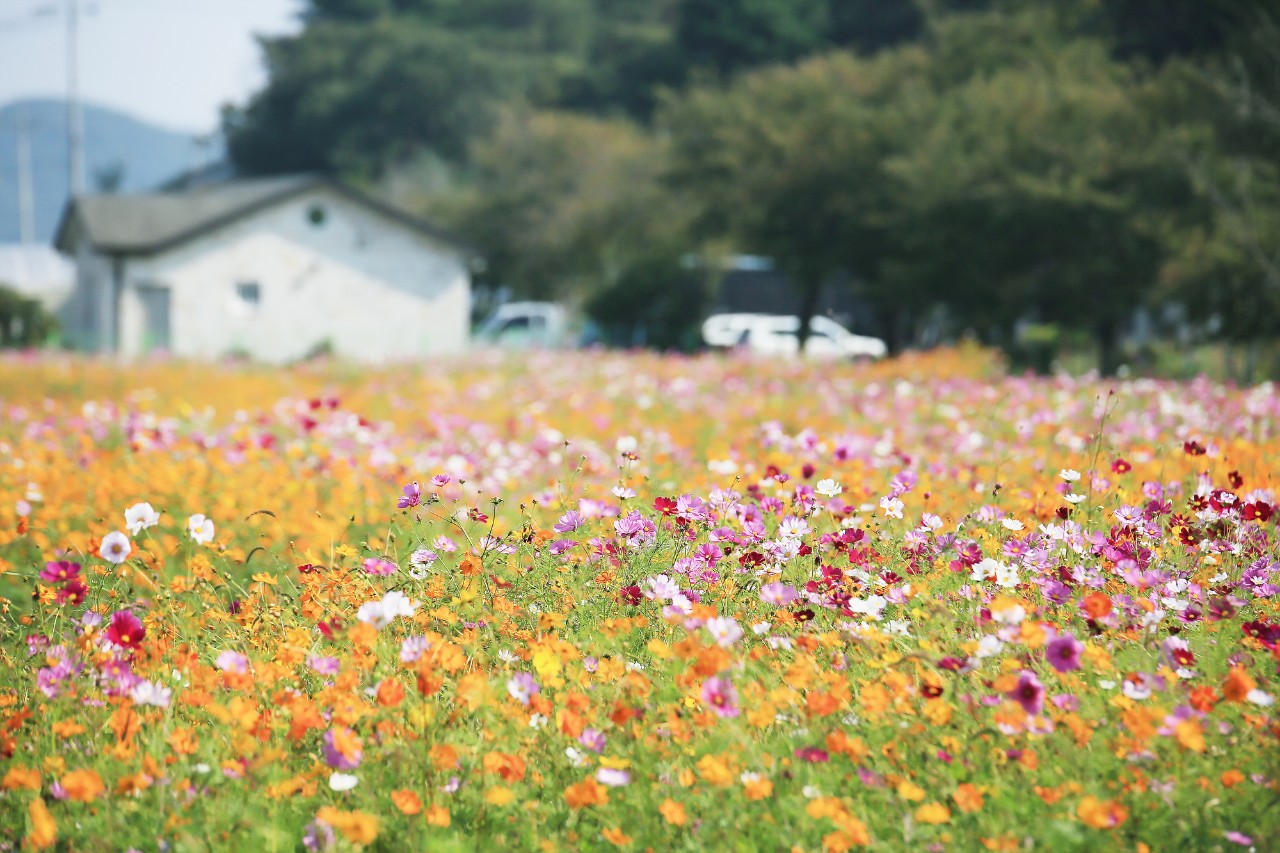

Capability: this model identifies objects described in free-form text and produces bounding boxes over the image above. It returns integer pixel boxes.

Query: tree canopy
[224,0,1280,371]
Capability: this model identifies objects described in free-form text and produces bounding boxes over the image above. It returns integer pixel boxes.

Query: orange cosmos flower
[659,798,687,826]
[392,789,422,815]
[1223,666,1256,703]
[953,783,984,813]
[59,769,105,803]
[564,778,609,809]
[1076,796,1128,829]
[26,797,57,850]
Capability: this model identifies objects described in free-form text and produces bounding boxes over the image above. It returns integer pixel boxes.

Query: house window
[236,282,261,306]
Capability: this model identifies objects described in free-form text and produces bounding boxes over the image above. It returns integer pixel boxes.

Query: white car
[475,302,570,349]
[702,313,887,360]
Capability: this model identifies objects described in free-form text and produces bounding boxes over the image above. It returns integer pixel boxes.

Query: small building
[54,175,474,362]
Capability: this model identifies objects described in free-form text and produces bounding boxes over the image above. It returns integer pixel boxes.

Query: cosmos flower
[106,610,145,649]
[362,557,397,576]
[1045,632,1084,672]
[701,676,739,718]
[1008,670,1045,715]
[40,560,81,584]
[507,672,539,705]
[124,502,161,536]
[397,482,422,509]
[187,514,215,545]
[705,616,743,647]
[99,531,131,564]
[814,479,843,498]
[323,729,363,771]
[328,772,359,792]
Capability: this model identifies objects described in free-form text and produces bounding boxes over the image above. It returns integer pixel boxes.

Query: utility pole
[16,104,36,244]
[66,0,85,196]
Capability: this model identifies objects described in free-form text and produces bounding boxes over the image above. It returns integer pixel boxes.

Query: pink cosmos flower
[507,672,539,705]
[362,557,397,576]
[554,511,583,533]
[215,651,249,673]
[760,582,799,606]
[397,482,421,509]
[701,676,739,718]
[596,768,630,787]
[578,728,606,753]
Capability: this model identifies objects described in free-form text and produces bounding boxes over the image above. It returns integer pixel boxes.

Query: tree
[675,0,829,77]
[413,109,694,311]
[225,2,594,175]
[662,7,1195,368]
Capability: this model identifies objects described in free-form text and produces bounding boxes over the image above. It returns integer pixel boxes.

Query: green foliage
[418,109,693,308]
[0,285,56,348]
[675,0,829,76]
[226,0,1280,365]
[225,19,548,174]
[584,253,708,350]
[662,8,1203,364]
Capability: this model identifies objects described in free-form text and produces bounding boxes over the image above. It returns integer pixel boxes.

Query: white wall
[114,187,470,363]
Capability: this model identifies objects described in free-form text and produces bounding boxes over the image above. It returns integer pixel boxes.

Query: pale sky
[0,0,304,134]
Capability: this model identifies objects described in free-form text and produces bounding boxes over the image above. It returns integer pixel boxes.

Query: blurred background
[1,0,1278,379]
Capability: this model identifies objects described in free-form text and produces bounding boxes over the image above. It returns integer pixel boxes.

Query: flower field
[0,347,1277,852]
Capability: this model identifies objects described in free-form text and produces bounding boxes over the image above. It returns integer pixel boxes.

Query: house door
[137,286,171,352]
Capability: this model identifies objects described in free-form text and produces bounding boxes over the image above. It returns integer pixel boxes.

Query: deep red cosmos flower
[106,610,145,648]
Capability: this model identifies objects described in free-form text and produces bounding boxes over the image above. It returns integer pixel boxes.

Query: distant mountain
[0,99,224,244]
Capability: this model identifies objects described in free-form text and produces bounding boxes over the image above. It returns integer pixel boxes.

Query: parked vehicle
[702,313,887,360]
[474,302,571,349]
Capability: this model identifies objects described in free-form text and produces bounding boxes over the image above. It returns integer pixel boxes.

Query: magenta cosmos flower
[1045,632,1084,672]
[1008,670,1045,715]
[106,610,145,649]
[40,560,81,584]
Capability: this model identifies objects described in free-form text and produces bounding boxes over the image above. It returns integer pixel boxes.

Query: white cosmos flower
[879,496,904,519]
[994,563,1020,588]
[1247,690,1274,707]
[815,479,843,498]
[970,558,1006,583]
[975,635,1004,659]
[187,513,215,545]
[99,530,132,564]
[1059,469,1082,482]
[124,502,160,536]
[328,772,359,791]
[356,589,418,630]
[129,679,172,708]
[705,616,743,648]
[1064,494,1087,504]
[1000,518,1024,531]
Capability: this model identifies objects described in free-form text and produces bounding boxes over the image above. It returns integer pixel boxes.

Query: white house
[54,175,474,362]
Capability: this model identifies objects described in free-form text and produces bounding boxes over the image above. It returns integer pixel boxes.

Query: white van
[702,313,887,360]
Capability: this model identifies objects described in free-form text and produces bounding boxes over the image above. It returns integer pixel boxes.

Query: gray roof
[54,174,474,256]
